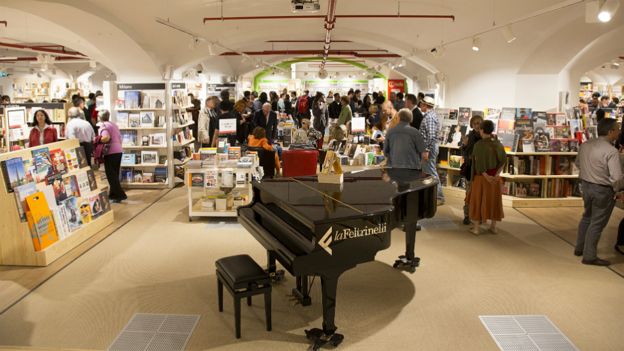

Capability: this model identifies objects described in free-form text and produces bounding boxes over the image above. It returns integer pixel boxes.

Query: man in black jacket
[405,94,424,129]
[328,92,341,121]
[253,103,278,142]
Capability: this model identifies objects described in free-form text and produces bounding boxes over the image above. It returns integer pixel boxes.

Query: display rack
[0,139,114,266]
[185,149,259,220]
[111,83,196,189]
[437,144,582,208]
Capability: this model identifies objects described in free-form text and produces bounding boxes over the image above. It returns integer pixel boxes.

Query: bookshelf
[437,144,582,208]
[0,139,114,266]
[110,82,197,189]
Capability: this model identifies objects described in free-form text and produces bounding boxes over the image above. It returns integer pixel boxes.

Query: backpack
[297,95,309,115]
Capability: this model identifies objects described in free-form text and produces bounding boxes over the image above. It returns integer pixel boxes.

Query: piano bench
[215,254,272,339]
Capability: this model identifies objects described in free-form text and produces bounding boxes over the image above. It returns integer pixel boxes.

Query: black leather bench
[216,254,272,338]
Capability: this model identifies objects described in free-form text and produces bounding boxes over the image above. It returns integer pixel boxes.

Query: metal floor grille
[480,315,578,351]
[108,314,199,351]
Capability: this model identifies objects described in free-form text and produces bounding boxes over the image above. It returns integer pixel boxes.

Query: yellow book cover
[79,199,92,224]
[25,192,59,251]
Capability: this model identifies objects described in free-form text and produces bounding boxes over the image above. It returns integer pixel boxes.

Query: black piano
[238,168,437,348]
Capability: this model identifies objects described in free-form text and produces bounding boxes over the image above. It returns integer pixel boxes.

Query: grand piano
[238,168,437,348]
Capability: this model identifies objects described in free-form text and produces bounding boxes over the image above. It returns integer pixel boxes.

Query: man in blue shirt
[384,109,425,169]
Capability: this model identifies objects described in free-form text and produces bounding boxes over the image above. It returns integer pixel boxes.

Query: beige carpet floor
[0,188,171,314]
[518,207,624,276]
[0,188,623,350]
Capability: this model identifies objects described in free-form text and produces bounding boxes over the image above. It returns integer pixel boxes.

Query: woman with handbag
[460,115,483,225]
[468,120,506,235]
[97,110,127,203]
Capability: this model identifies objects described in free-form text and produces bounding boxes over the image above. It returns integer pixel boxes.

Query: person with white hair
[383,108,425,170]
[97,110,127,203]
[252,102,278,142]
[66,107,95,166]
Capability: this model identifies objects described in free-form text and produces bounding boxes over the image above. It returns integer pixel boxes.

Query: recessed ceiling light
[502,25,517,43]
[472,37,481,52]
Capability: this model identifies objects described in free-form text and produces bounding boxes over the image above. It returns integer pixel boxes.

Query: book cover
[149,133,166,146]
[2,157,27,193]
[46,174,67,204]
[546,113,557,126]
[228,147,241,160]
[527,181,541,197]
[549,139,562,152]
[22,158,35,184]
[554,126,570,139]
[533,128,550,152]
[76,171,91,196]
[79,199,92,224]
[140,111,155,128]
[141,151,158,164]
[75,146,88,169]
[99,191,111,213]
[65,148,80,172]
[543,126,555,140]
[190,172,204,187]
[124,91,141,109]
[86,170,98,191]
[132,170,143,183]
[32,147,54,182]
[449,155,462,169]
[568,139,579,152]
[458,107,471,126]
[14,182,37,222]
[121,153,137,166]
[205,170,218,188]
[501,107,516,121]
[36,182,58,209]
[25,192,59,251]
[116,111,129,128]
[142,172,154,183]
[121,130,138,146]
[531,111,548,128]
[49,148,68,175]
[51,207,70,240]
[121,168,133,183]
[89,194,103,219]
[522,138,536,153]
[560,140,570,152]
[154,167,167,183]
[569,119,582,135]
[60,197,82,231]
[128,113,141,128]
[555,113,567,126]
[515,108,533,130]
[64,175,81,198]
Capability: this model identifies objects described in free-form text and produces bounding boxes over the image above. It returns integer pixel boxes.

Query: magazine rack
[0,139,114,266]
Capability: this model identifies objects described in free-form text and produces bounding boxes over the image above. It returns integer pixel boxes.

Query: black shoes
[463,217,471,225]
[574,249,583,257]
[615,245,624,255]
[581,258,611,266]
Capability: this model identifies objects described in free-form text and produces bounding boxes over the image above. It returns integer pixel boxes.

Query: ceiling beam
[203,14,455,23]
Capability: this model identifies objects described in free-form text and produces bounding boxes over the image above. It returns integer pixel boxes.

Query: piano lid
[254,168,436,227]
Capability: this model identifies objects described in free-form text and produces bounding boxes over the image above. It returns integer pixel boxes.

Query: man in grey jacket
[575,118,624,266]
[384,108,425,169]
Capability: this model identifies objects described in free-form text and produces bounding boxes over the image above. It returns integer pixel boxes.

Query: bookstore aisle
[0,188,623,350]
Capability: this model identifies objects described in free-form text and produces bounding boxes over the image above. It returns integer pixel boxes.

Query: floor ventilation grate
[108,313,199,351]
[480,315,578,351]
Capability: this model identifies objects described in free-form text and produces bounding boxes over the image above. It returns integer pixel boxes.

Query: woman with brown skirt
[468,120,507,235]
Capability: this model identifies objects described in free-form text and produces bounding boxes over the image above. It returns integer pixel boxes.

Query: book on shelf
[141,135,150,146]
[64,175,81,198]
[132,170,143,183]
[553,126,570,139]
[555,113,567,126]
[22,158,35,183]
[154,167,167,183]
[121,153,137,165]
[159,155,168,165]
[189,172,204,187]
[549,139,562,152]
[124,91,141,109]
[14,182,37,222]
[59,197,81,232]
[140,111,155,127]
[49,148,68,175]
[99,191,111,213]
[142,172,154,183]
[458,107,471,126]
[76,146,88,169]
[128,113,140,127]
[149,133,166,146]
[501,107,516,121]
[32,147,53,182]
[2,156,27,193]
[448,155,462,169]
[568,139,579,152]
[204,169,218,188]
[89,194,104,219]
[52,206,70,240]
[76,171,92,197]
[515,108,533,130]
[46,173,67,203]
[141,151,158,164]
[121,168,133,183]
[121,130,138,146]
[79,199,92,224]
[25,192,59,251]
[228,147,241,160]
[65,148,80,172]
[117,112,129,128]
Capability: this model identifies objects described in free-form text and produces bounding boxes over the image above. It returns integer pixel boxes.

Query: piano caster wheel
[416,223,422,231]
[393,256,420,273]
[305,328,344,350]
[268,269,285,283]
[189,217,192,222]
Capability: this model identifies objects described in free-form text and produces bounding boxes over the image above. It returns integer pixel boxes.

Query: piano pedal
[305,328,344,350]
[267,269,285,283]
[393,256,420,273]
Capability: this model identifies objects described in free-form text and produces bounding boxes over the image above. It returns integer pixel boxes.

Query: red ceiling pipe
[0,56,88,62]
[320,0,338,71]
[203,14,455,22]
[0,41,86,57]
[219,50,400,58]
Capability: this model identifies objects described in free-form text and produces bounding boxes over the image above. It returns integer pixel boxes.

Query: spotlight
[208,43,215,56]
[40,63,48,72]
[598,0,619,22]
[400,59,407,67]
[89,60,97,69]
[472,37,481,52]
[318,68,328,79]
[502,24,517,43]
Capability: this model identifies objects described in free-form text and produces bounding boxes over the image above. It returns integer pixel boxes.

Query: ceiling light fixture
[598,0,620,22]
[471,37,481,52]
[208,42,215,56]
[502,24,517,43]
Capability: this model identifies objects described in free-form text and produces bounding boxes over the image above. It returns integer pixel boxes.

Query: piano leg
[305,274,344,349]
[292,276,312,306]
[266,251,285,282]
[393,222,421,273]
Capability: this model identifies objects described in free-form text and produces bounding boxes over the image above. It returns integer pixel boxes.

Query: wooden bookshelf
[119,126,166,131]
[0,139,114,266]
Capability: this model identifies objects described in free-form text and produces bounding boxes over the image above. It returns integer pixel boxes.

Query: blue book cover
[2,156,26,193]
[124,91,141,109]
[121,153,136,166]
[154,167,167,183]
[31,147,54,182]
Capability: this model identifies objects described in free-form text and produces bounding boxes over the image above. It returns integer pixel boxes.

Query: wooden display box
[0,139,115,266]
